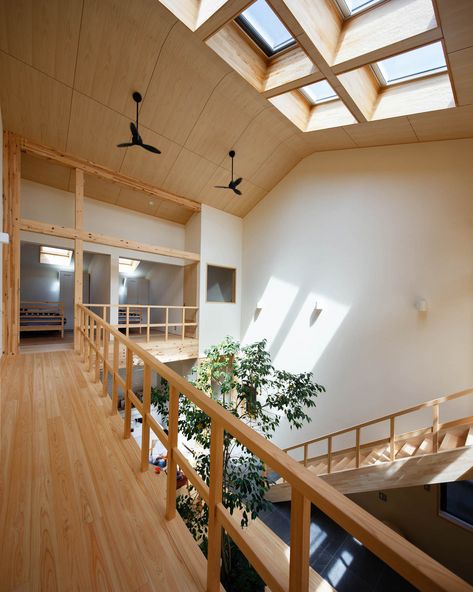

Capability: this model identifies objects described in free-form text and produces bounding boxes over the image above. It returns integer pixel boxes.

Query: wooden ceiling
[1,0,473,225]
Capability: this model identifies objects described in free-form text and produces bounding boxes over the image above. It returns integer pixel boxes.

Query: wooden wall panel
[343,116,418,147]
[408,104,473,141]
[436,0,473,54]
[448,47,473,106]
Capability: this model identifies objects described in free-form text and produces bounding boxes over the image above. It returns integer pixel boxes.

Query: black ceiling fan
[215,150,243,195]
[117,91,161,154]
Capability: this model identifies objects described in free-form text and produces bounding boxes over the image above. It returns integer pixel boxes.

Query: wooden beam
[20,137,201,212]
[19,218,201,262]
[2,131,21,355]
[195,0,253,40]
[74,169,84,351]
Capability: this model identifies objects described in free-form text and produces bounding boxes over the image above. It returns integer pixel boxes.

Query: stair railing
[76,303,473,592]
[285,389,473,473]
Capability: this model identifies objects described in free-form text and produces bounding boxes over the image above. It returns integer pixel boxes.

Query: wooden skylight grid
[159,0,457,132]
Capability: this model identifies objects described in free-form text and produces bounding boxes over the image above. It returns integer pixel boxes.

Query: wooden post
[102,305,106,321]
[123,347,133,439]
[289,489,311,592]
[88,319,94,373]
[147,305,150,342]
[207,419,224,592]
[327,436,332,474]
[390,416,395,461]
[126,306,129,338]
[74,168,84,352]
[166,385,180,520]
[165,307,169,341]
[111,336,119,414]
[181,307,185,340]
[356,428,361,468]
[303,444,308,467]
[102,328,109,397]
[2,131,21,355]
[140,365,152,472]
[433,404,439,452]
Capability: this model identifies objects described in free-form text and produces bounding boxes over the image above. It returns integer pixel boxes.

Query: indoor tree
[151,337,325,591]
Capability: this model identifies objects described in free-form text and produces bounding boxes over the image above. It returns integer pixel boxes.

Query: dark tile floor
[259,501,418,592]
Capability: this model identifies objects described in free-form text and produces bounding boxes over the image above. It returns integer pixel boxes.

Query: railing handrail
[285,388,473,453]
[83,303,199,309]
[77,303,473,592]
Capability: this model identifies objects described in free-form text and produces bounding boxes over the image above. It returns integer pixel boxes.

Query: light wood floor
[20,330,74,354]
[0,350,207,592]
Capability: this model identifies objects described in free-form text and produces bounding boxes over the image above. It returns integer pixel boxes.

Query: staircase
[268,390,473,501]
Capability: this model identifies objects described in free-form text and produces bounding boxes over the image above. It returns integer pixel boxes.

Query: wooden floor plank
[0,351,205,592]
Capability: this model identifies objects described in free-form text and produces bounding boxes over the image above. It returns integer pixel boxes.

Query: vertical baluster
[327,436,332,474]
[166,385,180,520]
[390,416,395,460]
[102,305,106,321]
[206,419,224,592]
[126,306,130,338]
[356,428,361,468]
[94,320,100,383]
[433,404,439,452]
[102,328,109,397]
[165,307,169,341]
[88,319,94,373]
[111,336,119,414]
[181,307,185,340]
[140,365,152,472]
[303,443,308,467]
[123,347,133,439]
[289,489,310,592]
[147,305,151,343]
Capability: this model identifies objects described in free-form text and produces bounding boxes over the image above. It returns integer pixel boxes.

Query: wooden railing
[76,303,472,592]
[285,389,473,471]
[20,300,65,337]
[83,303,198,341]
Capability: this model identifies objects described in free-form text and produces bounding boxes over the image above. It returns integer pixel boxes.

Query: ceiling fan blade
[130,121,139,140]
[117,142,134,148]
[142,144,161,154]
[214,185,230,189]
[233,188,242,196]
[233,177,243,187]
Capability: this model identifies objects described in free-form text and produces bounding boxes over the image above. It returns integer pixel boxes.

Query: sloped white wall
[242,139,473,449]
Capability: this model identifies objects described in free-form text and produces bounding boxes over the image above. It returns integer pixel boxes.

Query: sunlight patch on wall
[243,277,299,348]
[273,294,349,373]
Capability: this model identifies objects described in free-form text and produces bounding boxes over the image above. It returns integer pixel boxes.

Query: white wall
[149,263,183,334]
[88,253,111,305]
[198,205,242,356]
[20,179,188,266]
[242,139,473,449]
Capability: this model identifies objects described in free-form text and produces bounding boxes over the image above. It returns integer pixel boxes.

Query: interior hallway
[0,350,206,592]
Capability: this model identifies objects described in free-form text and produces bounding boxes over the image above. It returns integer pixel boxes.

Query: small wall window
[439,480,473,532]
[207,265,236,303]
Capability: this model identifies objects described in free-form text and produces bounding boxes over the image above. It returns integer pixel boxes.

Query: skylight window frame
[371,43,448,87]
[235,1,297,58]
[333,0,388,19]
[39,245,73,267]
[299,80,339,106]
[118,257,141,274]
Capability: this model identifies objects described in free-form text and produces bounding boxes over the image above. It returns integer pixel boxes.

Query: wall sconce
[416,299,428,312]
[254,301,263,321]
[0,232,10,244]
[310,301,323,326]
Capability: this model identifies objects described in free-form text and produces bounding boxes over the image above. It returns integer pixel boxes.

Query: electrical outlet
[378,491,387,502]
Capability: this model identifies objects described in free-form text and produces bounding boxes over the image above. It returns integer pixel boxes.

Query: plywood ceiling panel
[21,153,71,192]
[343,117,419,147]
[66,91,130,170]
[74,0,176,117]
[0,52,72,150]
[1,0,472,224]
[448,46,473,107]
[0,0,83,86]
[81,174,122,205]
[138,22,230,145]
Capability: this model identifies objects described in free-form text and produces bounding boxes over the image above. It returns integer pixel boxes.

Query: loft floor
[0,350,206,592]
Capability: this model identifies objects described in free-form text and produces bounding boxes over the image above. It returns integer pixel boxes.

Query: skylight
[335,0,385,18]
[39,246,73,266]
[119,257,140,274]
[373,42,447,86]
[236,0,296,57]
[300,80,338,105]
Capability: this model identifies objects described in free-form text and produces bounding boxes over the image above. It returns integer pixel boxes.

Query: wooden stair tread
[465,427,473,447]
[439,432,461,451]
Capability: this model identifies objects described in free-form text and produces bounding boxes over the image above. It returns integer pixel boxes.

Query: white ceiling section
[0,0,472,224]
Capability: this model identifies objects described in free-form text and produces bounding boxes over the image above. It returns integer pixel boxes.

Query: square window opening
[300,80,338,105]
[207,265,236,303]
[334,0,386,18]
